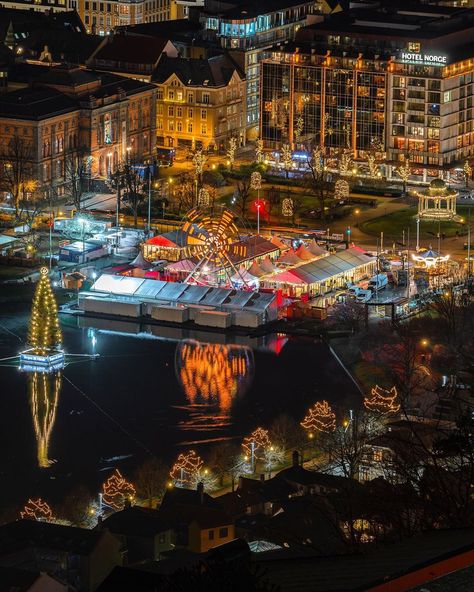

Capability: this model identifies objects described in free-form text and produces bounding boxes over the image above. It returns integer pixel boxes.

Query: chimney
[197,481,204,504]
[292,450,300,467]
[260,474,265,482]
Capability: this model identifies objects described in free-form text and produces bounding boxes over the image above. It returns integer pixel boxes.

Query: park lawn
[359,205,473,240]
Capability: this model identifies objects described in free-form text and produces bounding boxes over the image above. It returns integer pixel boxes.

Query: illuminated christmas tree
[242,427,271,462]
[364,385,400,414]
[27,267,62,352]
[102,469,136,510]
[21,498,53,521]
[301,400,336,433]
[29,371,61,468]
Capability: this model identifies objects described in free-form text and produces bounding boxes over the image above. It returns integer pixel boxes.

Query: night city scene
[0,0,473,589]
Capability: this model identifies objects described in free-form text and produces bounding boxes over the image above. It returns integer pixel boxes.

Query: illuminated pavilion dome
[415,178,458,220]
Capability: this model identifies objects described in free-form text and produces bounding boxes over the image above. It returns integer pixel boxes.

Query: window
[408,42,420,53]
[168,90,174,100]
[208,530,215,540]
[373,450,383,462]
[168,120,174,131]
[187,121,193,133]
[157,88,163,100]
[188,108,193,118]
[177,121,182,132]
[219,527,228,538]
[202,92,210,104]
[85,0,89,8]
[201,109,207,120]
[187,92,194,103]
[157,104,163,115]
[177,106,182,117]
[201,124,207,135]
[443,91,452,103]
[177,90,183,101]
[168,106,174,117]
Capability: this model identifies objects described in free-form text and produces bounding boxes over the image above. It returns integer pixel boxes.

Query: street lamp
[255,200,263,235]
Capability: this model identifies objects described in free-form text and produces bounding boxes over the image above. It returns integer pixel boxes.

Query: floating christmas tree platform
[20,267,64,372]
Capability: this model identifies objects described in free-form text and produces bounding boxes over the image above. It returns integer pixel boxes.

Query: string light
[250,171,262,191]
[21,498,53,521]
[226,137,237,168]
[364,385,400,414]
[198,187,210,208]
[27,267,62,353]
[242,427,271,460]
[255,138,264,164]
[301,400,336,433]
[102,469,136,510]
[170,450,204,487]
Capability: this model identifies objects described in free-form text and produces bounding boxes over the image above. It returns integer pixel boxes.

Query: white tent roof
[231,267,258,283]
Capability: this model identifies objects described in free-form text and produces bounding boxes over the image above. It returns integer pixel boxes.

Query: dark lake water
[0,302,360,509]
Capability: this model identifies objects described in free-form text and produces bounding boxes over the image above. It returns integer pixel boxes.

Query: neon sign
[399,52,447,67]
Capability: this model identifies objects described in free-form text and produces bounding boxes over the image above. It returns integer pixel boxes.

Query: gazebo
[415,179,458,220]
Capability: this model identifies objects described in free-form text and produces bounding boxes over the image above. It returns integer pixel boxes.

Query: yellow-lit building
[77,0,186,35]
[153,54,246,151]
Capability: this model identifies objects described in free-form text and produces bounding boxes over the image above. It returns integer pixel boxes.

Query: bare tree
[234,176,251,219]
[121,164,147,227]
[305,146,333,221]
[63,146,91,212]
[134,458,168,508]
[0,134,34,213]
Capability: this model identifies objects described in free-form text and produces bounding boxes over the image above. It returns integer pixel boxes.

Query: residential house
[157,482,235,553]
[0,566,68,592]
[153,53,246,151]
[101,506,173,563]
[0,520,123,591]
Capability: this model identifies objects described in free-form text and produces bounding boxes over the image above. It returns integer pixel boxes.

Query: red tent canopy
[146,235,176,247]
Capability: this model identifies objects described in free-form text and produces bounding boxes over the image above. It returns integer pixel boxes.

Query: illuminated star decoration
[102,469,136,510]
[20,498,53,521]
[364,385,400,414]
[170,450,204,487]
[301,400,336,433]
[242,427,271,460]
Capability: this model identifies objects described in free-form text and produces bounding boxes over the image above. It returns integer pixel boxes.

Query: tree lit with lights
[364,385,400,414]
[301,400,336,433]
[170,450,204,488]
[102,469,136,510]
[27,267,62,352]
[21,498,53,521]
[29,371,61,468]
[242,427,271,468]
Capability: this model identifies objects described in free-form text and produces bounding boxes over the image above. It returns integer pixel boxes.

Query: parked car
[356,289,373,303]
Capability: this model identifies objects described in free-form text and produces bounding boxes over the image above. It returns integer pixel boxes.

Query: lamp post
[416,217,420,252]
[255,201,262,235]
[147,164,152,235]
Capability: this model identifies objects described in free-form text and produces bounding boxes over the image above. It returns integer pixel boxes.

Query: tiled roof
[153,54,243,87]
[0,87,78,119]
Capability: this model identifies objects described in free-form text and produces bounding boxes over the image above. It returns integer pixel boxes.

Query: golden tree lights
[21,498,53,521]
[242,427,271,462]
[29,371,61,468]
[102,469,136,510]
[176,341,252,412]
[250,171,262,192]
[339,152,353,177]
[282,197,294,218]
[170,450,204,487]
[255,138,264,164]
[364,385,400,414]
[301,400,336,433]
[27,267,62,352]
[335,179,350,202]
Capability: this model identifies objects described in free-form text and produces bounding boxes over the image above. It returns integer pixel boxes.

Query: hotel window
[408,42,420,53]
[443,91,452,103]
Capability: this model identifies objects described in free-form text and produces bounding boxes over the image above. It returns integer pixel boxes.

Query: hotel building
[261,4,474,179]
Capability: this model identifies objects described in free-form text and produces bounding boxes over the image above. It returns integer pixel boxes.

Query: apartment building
[261,4,474,179]
[153,53,246,151]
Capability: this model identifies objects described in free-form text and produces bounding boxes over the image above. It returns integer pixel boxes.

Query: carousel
[411,246,449,269]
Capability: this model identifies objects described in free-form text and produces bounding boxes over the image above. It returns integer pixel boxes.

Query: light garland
[335,179,349,202]
[242,427,271,460]
[364,385,400,414]
[301,400,336,433]
[102,469,136,510]
[227,137,237,168]
[192,149,207,176]
[255,138,264,164]
[281,144,293,174]
[250,171,262,191]
[27,267,62,353]
[198,187,210,208]
[170,450,204,487]
[282,197,293,217]
[339,151,352,177]
[21,498,53,521]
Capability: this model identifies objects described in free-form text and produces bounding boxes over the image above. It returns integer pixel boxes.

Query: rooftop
[153,53,243,87]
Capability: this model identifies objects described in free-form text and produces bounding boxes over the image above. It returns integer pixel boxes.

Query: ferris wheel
[181,207,248,286]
